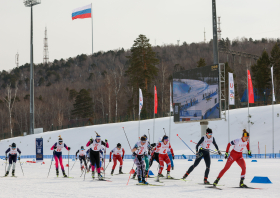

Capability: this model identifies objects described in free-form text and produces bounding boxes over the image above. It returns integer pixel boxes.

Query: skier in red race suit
[155,135,174,182]
[213,129,252,187]
[110,143,125,175]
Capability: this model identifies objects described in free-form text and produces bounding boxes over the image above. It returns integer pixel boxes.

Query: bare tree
[3,83,18,138]
[113,62,124,122]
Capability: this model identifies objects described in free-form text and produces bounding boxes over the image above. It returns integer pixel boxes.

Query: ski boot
[111,169,114,176]
[172,166,174,170]
[138,176,142,183]
[158,173,164,177]
[204,177,210,184]
[182,173,189,180]
[62,171,67,178]
[92,171,95,179]
[12,170,15,177]
[5,171,9,177]
[213,178,220,187]
[142,177,148,185]
[132,172,137,179]
[119,167,123,174]
[166,171,173,179]
[98,173,103,180]
[56,169,59,177]
[240,178,248,188]
[155,174,160,182]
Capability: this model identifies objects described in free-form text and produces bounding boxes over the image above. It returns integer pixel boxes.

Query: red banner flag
[154,86,158,114]
[247,70,254,103]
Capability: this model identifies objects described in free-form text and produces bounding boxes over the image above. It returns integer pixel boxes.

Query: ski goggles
[12,147,16,149]
[141,141,146,143]
[81,149,85,150]
[117,146,121,148]
[206,133,212,136]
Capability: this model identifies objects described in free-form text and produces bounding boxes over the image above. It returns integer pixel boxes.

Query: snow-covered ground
[0,105,280,197]
[0,105,280,155]
[0,158,279,198]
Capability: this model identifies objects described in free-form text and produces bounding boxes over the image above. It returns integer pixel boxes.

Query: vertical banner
[247,70,254,103]
[271,66,276,102]
[154,86,158,114]
[139,88,143,115]
[36,138,43,162]
[228,73,235,105]
[170,83,173,112]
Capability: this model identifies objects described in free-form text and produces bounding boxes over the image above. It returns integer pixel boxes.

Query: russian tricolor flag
[72,4,92,20]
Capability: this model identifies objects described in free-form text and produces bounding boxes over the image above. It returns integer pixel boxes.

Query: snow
[0,105,280,197]
[0,158,279,198]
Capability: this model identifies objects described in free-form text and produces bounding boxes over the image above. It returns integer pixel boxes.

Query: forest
[0,35,279,139]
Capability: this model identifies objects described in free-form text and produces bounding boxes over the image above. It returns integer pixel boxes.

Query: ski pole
[47,153,54,178]
[104,147,106,178]
[19,159,24,176]
[126,155,137,185]
[190,140,222,155]
[68,150,70,178]
[105,161,111,172]
[122,127,132,150]
[163,128,166,135]
[5,156,7,173]
[176,134,195,154]
[71,157,77,171]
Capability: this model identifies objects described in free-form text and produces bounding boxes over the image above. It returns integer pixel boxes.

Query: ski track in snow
[0,159,279,198]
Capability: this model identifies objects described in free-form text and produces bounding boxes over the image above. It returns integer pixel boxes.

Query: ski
[1,176,17,178]
[162,177,181,180]
[136,183,164,186]
[180,179,191,182]
[93,179,112,182]
[229,187,263,189]
[114,173,128,175]
[205,186,222,190]
[198,183,224,186]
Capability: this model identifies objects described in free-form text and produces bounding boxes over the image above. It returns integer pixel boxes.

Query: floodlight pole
[24,0,41,135]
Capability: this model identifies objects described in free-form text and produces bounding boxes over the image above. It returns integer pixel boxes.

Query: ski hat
[143,134,148,140]
[162,135,168,141]
[140,136,146,141]
[242,129,249,137]
[11,143,16,148]
[58,135,63,143]
[95,131,101,140]
[117,143,121,147]
[81,146,84,150]
[206,128,212,134]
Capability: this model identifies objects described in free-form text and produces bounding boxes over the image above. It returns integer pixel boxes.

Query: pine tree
[197,58,206,67]
[251,50,271,98]
[71,89,94,119]
[126,34,159,116]
[270,43,280,99]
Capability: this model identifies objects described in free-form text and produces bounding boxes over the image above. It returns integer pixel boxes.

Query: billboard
[36,138,43,161]
[173,64,220,122]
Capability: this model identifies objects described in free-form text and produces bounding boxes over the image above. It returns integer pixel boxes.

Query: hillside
[0,104,279,156]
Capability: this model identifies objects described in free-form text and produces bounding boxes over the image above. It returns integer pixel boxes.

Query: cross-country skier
[86,132,109,180]
[155,135,174,182]
[213,129,252,188]
[50,135,71,177]
[131,136,151,184]
[110,143,125,175]
[182,128,221,184]
[148,137,162,177]
[5,143,21,177]
[76,146,87,171]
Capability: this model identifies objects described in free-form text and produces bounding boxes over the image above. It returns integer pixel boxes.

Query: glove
[68,147,71,150]
[248,150,252,157]
[172,155,175,160]
[90,138,93,143]
[151,143,156,147]
[54,146,57,149]
[122,156,124,160]
[18,157,20,160]
[195,151,200,158]
[218,150,222,155]
[224,152,229,159]
[109,159,112,162]
[105,139,108,143]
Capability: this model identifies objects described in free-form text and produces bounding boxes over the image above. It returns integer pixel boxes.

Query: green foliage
[270,43,280,96]
[38,77,45,86]
[69,89,78,100]
[71,89,94,119]
[197,58,206,67]
[251,51,271,94]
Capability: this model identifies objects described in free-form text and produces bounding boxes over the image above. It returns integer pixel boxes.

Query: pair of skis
[206,185,263,190]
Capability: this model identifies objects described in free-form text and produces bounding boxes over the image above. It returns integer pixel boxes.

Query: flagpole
[169,83,172,143]
[138,114,140,139]
[91,3,93,54]
[228,72,230,143]
[271,66,275,154]
[153,85,155,143]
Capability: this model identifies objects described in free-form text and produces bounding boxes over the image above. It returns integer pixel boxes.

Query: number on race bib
[163,149,166,154]
[94,144,98,150]
[206,144,210,149]
[240,148,244,152]
[138,147,144,154]
[57,148,61,152]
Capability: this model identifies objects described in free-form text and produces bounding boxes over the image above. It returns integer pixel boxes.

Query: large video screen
[173,65,220,122]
